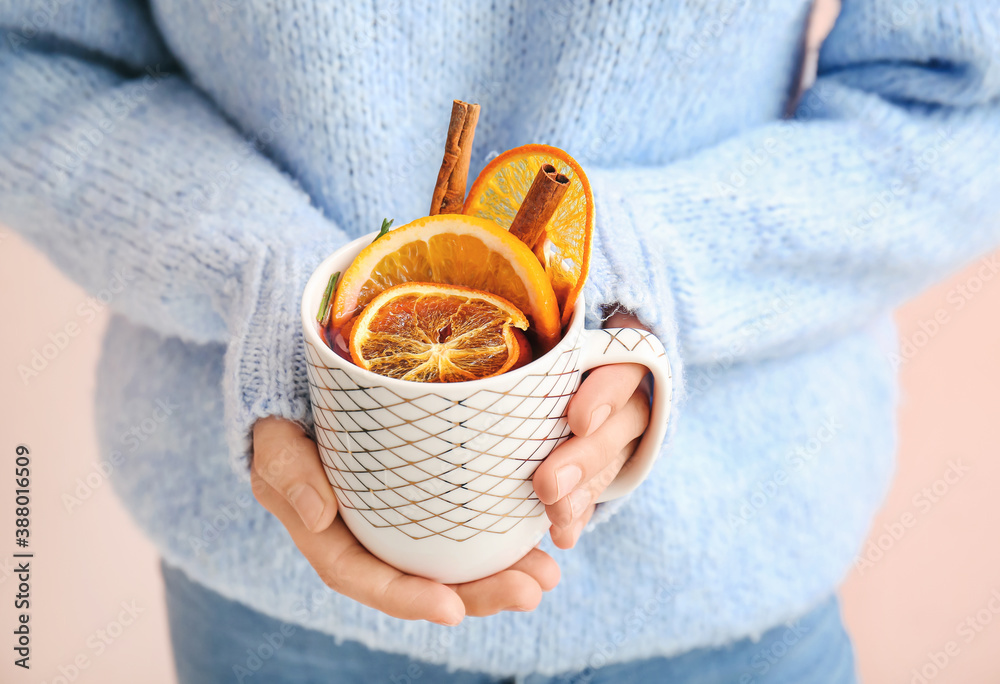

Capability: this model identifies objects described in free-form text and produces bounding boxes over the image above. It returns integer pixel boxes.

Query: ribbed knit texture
[3,0,1000,676]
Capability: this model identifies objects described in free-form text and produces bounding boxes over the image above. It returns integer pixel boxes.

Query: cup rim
[301,230,587,391]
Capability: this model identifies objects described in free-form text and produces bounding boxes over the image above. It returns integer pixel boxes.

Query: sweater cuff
[579,171,685,532]
[583,171,682,376]
[223,234,342,476]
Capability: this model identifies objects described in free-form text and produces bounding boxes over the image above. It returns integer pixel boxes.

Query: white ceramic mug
[301,232,672,583]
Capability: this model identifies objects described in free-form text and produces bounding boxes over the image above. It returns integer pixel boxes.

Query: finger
[252,417,339,533]
[445,548,558,616]
[550,502,596,550]
[568,362,648,437]
[452,570,543,616]
[534,389,650,507]
[603,310,648,330]
[544,434,640,529]
[252,471,465,625]
[507,547,561,592]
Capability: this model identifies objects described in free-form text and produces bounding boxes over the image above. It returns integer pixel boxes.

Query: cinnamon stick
[429,100,481,215]
[507,163,569,254]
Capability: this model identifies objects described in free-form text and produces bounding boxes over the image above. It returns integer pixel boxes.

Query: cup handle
[578,327,673,503]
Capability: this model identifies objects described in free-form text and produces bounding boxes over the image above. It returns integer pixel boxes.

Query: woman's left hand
[531,310,652,549]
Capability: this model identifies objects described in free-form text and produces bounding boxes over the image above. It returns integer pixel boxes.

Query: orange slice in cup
[349,282,528,382]
[331,214,560,349]
[510,328,533,370]
[463,144,594,327]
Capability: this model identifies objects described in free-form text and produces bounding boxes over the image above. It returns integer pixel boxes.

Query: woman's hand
[250,417,560,626]
[531,310,652,549]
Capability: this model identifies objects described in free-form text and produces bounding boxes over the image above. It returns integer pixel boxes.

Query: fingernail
[567,488,591,520]
[289,484,326,532]
[434,615,462,626]
[555,465,582,499]
[585,405,612,437]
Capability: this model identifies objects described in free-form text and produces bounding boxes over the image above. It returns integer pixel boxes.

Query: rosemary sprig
[316,219,392,326]
[316,271,340,326]
[371,217,394,243]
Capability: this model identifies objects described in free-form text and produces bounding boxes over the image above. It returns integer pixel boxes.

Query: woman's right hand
[250,417,560,626]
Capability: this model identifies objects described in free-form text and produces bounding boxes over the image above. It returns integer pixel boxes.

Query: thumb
[251,417,339,533]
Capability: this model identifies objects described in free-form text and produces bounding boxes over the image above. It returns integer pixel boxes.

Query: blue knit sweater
[3,0,1000,676]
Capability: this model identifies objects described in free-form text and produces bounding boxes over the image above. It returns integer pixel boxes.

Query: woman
[2,0,998,682]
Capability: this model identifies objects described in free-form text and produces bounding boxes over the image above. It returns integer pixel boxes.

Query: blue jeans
[163,561,858,684]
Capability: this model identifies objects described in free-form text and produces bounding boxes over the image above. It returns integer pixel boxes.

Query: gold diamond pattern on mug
[305,340,580,542]
[599,327,668,357]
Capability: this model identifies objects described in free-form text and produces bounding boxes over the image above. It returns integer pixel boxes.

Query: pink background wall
[1,231,998,682]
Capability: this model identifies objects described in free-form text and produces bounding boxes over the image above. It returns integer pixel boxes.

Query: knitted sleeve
[583,1,1000,401]
[0,1,350,473]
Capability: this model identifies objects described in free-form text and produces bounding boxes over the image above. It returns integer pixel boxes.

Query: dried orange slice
[463,144,594,327]
[332,214,560,349]
[510,328,533,370]
[350,283,528,382]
